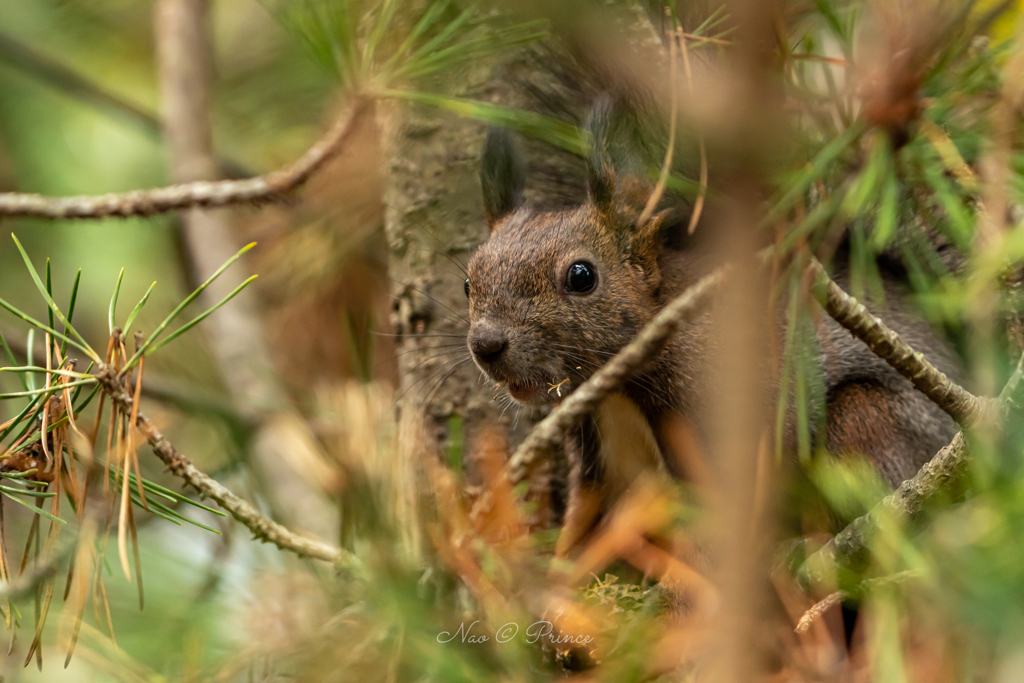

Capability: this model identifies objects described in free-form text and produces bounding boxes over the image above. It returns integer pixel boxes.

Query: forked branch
[509,254,989,485]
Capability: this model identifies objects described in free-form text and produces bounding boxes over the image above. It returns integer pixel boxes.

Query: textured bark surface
[382,44,594,532]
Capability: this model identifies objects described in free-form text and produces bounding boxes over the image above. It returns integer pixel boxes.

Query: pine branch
[807,256,996,428]
[800,430,971,583]
[0,96,371,219]
[802,351,1024,583]
[794,570,922,633]
[506,265,729,483]
[95,366,347,564]
[799,266,1024,585]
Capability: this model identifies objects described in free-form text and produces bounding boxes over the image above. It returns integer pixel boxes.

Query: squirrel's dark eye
[464,278,470,298]
[565,261,597,294]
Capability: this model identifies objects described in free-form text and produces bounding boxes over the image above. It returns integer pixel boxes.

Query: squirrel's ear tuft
[481,127,526,231]
[585,95,616,212]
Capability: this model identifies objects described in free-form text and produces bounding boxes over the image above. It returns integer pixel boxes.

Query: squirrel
[464,98,967,557]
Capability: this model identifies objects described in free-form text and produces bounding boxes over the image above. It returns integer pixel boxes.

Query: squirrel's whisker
[374,343,468,370]
[388,278,470,328]
[384,205,471,275]
[395,347,471,381]
[411,248,469,277]
[369,330,467,339]
[552,344,680,414]
[423,358,473,409]
[392,354,471,407]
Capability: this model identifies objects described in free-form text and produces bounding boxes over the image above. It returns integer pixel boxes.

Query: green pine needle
[9,235,98,363]
[123,243,256,371]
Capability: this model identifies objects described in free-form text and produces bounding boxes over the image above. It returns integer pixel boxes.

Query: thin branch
[797,258,1006,582]
[507,265,729,483]
[0,32,162,139]
[0,538,75,601]
[636,13,678,228]
[801,428,974,584]
[0,97,371,220]
[794,589,846,634]
[679,29,708,235]
[794,569,922,633]
[807,256,995,428]
[95,366,346,564]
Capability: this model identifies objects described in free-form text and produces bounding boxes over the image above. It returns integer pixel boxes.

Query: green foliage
[0,233,246,532]
[266,0,547,90]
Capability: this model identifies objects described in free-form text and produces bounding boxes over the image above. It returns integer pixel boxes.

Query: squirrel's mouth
[507,381,545,403]
[505,375,575,405]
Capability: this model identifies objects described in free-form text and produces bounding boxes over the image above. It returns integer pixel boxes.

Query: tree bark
[381,34,595,538]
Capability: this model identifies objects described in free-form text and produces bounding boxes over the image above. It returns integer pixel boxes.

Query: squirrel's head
[466,99,668,406]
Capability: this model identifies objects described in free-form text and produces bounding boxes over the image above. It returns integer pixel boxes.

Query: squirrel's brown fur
[466,102,965,557]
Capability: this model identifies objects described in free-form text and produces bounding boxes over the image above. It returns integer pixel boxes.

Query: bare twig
[0,32,162,140]
[807,256,994,428]
[637,12,678,228]
[0,97,370,219]
[95,366,346,564]
[794,569,922,633]
[802,428,972,584]
[0,539,75,601]
[794,589,846,634]
[680,29,708,235]
[797,259,1007,582]
[507,265,728,483]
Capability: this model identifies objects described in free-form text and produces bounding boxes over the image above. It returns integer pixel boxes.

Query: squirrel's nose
[469,331,508,364]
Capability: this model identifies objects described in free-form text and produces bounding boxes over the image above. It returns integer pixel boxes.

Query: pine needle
[117,417,132,582]
[127,338,148,510]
